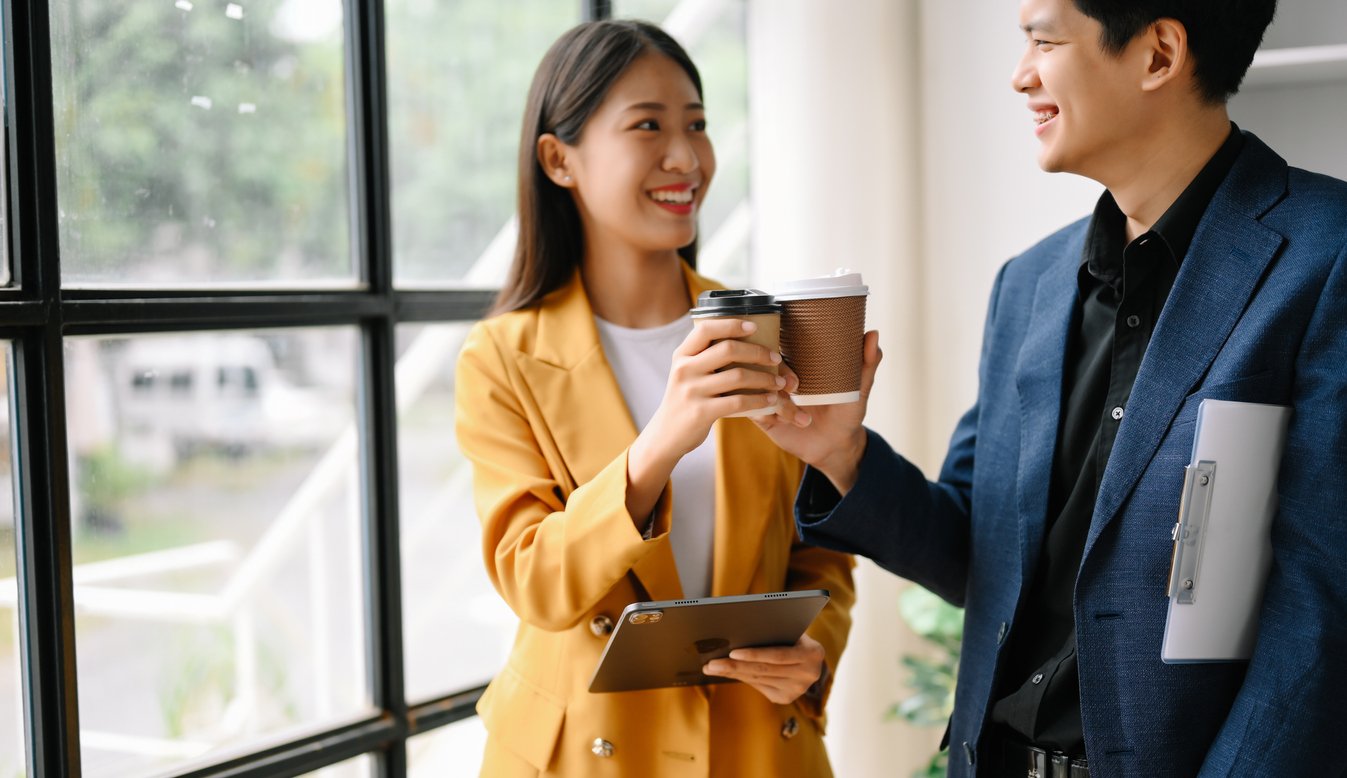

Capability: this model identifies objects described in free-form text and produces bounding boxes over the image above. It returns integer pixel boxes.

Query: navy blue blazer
[798,131,1347,777]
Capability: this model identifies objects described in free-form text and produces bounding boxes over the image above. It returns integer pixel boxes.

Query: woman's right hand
[625,318,783,523]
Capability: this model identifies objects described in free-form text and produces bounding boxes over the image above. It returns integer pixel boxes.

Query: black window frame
[1,0,612,774]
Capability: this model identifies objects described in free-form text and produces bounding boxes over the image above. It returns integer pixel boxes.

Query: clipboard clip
[1167,460,1216,604]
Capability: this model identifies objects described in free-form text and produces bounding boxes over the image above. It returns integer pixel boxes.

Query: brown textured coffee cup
[690,290,782,418]
[773,272,869,406]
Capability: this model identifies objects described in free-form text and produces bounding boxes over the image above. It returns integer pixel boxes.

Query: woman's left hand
[701,633,825,705]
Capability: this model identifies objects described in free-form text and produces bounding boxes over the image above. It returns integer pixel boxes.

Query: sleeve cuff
[797,466,843,527]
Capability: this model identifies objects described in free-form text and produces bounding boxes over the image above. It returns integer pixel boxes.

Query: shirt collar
[1081,122,1245,280]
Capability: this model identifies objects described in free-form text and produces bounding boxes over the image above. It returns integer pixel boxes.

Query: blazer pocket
[1184,368,1275,403]
[477,664,566,770]
[1171,370,1278,436]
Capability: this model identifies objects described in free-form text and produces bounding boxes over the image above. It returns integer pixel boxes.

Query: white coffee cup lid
[772,269,868,300]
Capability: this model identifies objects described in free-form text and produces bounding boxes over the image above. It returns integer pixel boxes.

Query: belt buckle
[1026,747,1048,778]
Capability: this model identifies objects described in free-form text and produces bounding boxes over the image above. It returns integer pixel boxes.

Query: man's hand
[754,330,881,495]
[701,633,827,705]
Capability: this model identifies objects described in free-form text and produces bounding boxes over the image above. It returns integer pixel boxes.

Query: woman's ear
[537,134,575,188]
[1140,17,1189,94]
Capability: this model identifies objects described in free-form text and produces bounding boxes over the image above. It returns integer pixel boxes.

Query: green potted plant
[890,586,963,778]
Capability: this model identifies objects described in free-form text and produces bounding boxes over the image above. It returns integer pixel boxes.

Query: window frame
[1,0,612,774]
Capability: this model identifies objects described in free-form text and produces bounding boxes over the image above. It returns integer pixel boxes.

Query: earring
[563,175,571,182]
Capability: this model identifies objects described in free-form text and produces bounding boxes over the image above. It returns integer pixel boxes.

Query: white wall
[1230,0,1347,182]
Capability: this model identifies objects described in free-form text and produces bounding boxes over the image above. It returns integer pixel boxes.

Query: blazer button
[591,738,614,758]
[589,614,614,637]
[781,716,799,739]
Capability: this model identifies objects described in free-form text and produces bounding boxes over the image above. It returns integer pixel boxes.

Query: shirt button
[589,614,614,637]
[781,716,799,739]
[1032,673,1045,685]
[1126,314,1141,328]
[591,738,614,758]
[1111,406,1125,421]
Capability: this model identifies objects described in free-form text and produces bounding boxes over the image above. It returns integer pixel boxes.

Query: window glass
[396,324,512,702]
[49,0,354,287]
[385,0,577,286]
[65,328,369,776]
[2,5,10,287]
[1,345,26,775]
[301,753,374,777]
[616,0,751,286]
[407,717,486,778]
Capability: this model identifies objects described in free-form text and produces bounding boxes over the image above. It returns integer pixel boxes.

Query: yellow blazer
[455,264,855,777]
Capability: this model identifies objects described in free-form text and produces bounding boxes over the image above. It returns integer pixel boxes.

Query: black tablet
[587,589,830,693]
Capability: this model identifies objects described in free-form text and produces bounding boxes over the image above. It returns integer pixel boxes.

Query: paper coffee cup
[689,290,782,418]
[772,270,868,406]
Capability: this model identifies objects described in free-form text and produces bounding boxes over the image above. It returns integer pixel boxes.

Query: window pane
[407,717,486,778]
[386,0,577,286]
[616,0,751,286]
[49,1,354,287]
[65,329,369,776]
[301,753,374,777]
[1,345,26,775]
[397,324,512,702]
[2,5,10,287]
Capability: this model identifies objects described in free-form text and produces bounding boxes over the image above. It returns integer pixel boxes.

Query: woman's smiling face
[556,51,715,256]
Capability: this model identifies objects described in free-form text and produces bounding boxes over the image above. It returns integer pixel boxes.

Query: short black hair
[1071,0,1277,103]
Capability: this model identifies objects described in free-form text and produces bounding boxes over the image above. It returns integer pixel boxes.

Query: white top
[595,314,716,599]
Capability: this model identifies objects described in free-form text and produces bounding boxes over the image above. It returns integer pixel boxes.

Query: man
[744,0,1346,775]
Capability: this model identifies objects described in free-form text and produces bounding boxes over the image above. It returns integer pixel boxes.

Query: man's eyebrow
[1021,17,1060,35]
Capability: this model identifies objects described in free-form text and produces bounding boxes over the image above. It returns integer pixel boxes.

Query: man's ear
[1140,17,1190,94]
[536,134,575,188]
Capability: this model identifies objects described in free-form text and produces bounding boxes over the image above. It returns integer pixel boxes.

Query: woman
[455,20,855,776]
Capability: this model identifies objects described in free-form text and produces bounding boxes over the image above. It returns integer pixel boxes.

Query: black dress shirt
[988,125,1245,755]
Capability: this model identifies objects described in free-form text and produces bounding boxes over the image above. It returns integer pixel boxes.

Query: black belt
[998,737,1089,778]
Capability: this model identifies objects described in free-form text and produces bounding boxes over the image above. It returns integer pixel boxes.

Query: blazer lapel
[513,275,688,601]
[515,276,639,490]
[1084,135,1288,557]
[515,265,726,603]
[1013,251,1080,585]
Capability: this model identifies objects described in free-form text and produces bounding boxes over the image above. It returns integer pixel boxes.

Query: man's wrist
[816,428,867,496]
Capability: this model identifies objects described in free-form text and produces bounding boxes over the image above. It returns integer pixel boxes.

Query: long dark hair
[491,20,704,315]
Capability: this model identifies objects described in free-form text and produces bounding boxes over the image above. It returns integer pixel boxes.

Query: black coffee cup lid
[690,289,782,317]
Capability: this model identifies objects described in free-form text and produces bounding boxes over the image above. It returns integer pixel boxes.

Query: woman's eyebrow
[622,101,705,112]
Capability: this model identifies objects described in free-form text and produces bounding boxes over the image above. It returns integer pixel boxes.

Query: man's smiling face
[1010,0,1152,180]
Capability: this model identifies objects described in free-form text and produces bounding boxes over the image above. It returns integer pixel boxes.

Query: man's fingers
[859,329,882,397]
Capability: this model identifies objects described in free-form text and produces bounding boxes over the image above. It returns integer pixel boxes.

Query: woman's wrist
[625,427,680,527]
